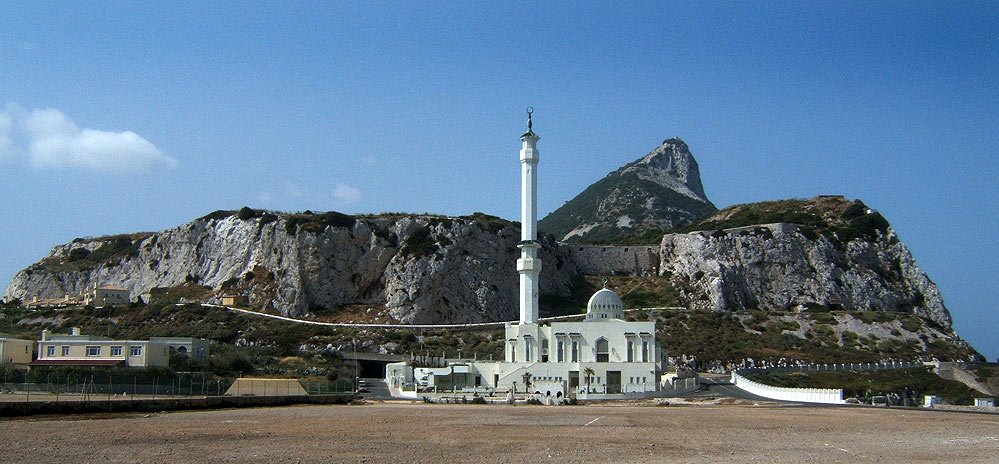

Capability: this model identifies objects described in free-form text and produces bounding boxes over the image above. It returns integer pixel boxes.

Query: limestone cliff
[3,211,576,323]
[660,197,952,327]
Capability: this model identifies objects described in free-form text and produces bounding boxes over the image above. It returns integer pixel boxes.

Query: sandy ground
[2,400,997,463]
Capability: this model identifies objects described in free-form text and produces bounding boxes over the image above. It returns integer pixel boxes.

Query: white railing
[731,371,844,404]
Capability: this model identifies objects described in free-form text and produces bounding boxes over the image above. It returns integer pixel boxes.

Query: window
[642,341,649,362]
[524,337,533,362]
[46,345,55,357]
[541,339,549,363]
[510,342,516,363]
[627,340,634,362]
[570,340,578,362]
[129,346,142,356]
[111,346,122,356]
[595,338,609,362]
[61,346,69,356]
[556,340,564,362]
[86,346,101,357]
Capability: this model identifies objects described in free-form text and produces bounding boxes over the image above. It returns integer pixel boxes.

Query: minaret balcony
[517,257,541,272]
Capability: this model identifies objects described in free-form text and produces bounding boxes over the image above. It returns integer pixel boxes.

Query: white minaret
[518,108,541,325]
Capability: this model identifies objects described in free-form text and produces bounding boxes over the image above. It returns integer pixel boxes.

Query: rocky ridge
[539,138,717,243]
[4,196,955,330]
[4,211,576,323]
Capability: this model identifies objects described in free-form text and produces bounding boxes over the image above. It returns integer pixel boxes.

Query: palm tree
[583,367,595,393]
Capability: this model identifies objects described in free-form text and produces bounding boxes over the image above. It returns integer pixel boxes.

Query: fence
[0,370,352,401]
[736,360,927,376]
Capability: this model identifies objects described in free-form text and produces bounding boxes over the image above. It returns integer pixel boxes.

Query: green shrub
[200,210,234,221]
[237,206,257,220]
[67,248,92,262]
[400,226,438,258]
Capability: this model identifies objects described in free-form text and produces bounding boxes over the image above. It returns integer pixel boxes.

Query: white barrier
[731,371,844,404]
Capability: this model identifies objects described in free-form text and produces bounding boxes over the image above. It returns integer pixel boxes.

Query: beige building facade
[86,285,130,307]
[0,337,35,367]
[33,329,206,368]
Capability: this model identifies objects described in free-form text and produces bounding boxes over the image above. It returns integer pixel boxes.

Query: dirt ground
[2,400,997,463]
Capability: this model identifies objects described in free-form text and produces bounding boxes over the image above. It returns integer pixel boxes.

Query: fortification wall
[561,244,660,276]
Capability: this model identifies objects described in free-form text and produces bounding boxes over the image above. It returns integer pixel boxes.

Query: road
[356,377,392,400]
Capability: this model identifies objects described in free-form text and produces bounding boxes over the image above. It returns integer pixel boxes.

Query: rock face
[3,212,577,323]
[659,225,951,327]
[5,206,953,329]
[539,138,717,243]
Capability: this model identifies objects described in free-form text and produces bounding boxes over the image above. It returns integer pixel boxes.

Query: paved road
[357,377,393,400]
[692,376,779,402]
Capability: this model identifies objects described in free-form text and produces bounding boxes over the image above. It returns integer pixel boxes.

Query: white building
[388,111,664,399]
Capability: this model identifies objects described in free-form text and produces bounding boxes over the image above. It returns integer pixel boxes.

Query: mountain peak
[540,138,717,243]
[619,138,709,203]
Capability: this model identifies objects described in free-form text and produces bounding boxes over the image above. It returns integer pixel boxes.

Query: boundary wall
[0,393,355,417]
[731,371,844,404]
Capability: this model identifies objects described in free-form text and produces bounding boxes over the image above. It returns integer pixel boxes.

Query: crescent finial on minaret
[522,107,537,139]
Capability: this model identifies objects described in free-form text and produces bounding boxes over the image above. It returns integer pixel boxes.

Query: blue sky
[1,1,996,360]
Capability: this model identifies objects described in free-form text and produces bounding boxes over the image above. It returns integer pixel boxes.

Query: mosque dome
[585,284,625,321]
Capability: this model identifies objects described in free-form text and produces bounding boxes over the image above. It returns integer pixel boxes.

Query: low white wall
[731,371,844,404]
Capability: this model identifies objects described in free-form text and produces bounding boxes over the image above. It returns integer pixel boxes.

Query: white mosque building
[387,111,664,399]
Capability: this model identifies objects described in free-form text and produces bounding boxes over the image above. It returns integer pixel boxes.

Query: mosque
[387,112,664,399]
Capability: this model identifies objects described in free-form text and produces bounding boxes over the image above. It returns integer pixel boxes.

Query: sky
[1,1,996,360]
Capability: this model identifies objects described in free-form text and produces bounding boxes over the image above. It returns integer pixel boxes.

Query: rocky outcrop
[659,226,952,327]
[6,208,953,329]
[539,138,717,243]
[3,212,577,323]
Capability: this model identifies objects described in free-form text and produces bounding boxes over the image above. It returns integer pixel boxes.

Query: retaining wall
[561,244,659,276]
[731,371,844,404]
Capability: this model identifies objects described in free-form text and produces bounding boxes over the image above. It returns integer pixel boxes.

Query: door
[606,371,621,394]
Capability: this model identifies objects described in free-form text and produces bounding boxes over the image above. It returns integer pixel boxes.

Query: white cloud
[257,191,274,205]
[1,103,176,173]
[333,183,361,203]
[0,110,13,159]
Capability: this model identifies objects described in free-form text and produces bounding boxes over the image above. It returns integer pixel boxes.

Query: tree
[583,367,595,393]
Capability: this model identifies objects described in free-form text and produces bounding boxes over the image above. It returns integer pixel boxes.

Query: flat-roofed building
[86,285,130,307]
[149,336,211,363]
[221,295,249,307]
[0,336,34,367]
[33,328,208,368]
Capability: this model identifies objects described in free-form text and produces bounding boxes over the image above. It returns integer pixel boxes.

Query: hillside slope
[540,138,717,243]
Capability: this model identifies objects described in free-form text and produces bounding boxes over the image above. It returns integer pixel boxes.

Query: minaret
[518,107,541,325]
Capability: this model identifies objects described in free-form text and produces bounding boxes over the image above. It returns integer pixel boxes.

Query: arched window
[596,338,609,362]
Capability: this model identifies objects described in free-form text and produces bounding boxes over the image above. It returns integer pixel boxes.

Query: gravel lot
[2,400,997,463]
